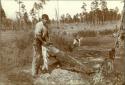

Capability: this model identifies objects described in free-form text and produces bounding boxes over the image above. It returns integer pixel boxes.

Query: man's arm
[42,27,50,42]
[36,34,45,43]
[36,34,50,46]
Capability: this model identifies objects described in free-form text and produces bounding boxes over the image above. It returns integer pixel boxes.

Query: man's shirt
[34,21,48,46]
[34,21,47,37]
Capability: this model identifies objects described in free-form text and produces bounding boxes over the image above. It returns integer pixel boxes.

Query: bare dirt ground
[0,22,124,85]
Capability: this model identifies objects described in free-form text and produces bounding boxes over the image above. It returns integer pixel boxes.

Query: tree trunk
[121,0,125,79]
[0,0,6,25]
[121,0,125,77]
[47,45,93,74]
[122,0,125,30]
[0,1,6,17]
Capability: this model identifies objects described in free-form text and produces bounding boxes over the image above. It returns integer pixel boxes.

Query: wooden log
[47,45,93,74]
[48,57,58,65]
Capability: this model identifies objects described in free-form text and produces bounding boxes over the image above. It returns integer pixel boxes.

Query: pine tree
[0,0,6,25]
[99,0,107,10]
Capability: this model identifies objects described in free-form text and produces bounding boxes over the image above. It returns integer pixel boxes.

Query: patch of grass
[7,71,33,85]
[99,29,116,36]
[14,31,33,66]
[0,31,33,70]
[76,30,97,37]
[50,34,73,52]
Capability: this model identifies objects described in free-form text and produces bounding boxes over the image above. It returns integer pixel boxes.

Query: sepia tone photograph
[0,0,125,85]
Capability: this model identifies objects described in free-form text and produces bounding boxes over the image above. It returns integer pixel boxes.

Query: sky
[1,0,124,20]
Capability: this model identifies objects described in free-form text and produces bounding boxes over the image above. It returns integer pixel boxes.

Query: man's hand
[43,41,53,47]
[35,34,52,46]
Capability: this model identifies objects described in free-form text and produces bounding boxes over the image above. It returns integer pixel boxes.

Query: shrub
[99,29,115,36]
[77,30,97,37]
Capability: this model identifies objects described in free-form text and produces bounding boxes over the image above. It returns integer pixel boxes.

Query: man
[32,14,50,78]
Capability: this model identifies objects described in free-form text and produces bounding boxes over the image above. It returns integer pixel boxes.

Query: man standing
[32,14,50,78]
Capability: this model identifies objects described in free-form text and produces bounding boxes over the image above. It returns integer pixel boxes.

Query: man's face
[43,18,48,24]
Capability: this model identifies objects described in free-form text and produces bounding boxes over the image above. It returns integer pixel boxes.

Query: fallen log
[47,45,93,74]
